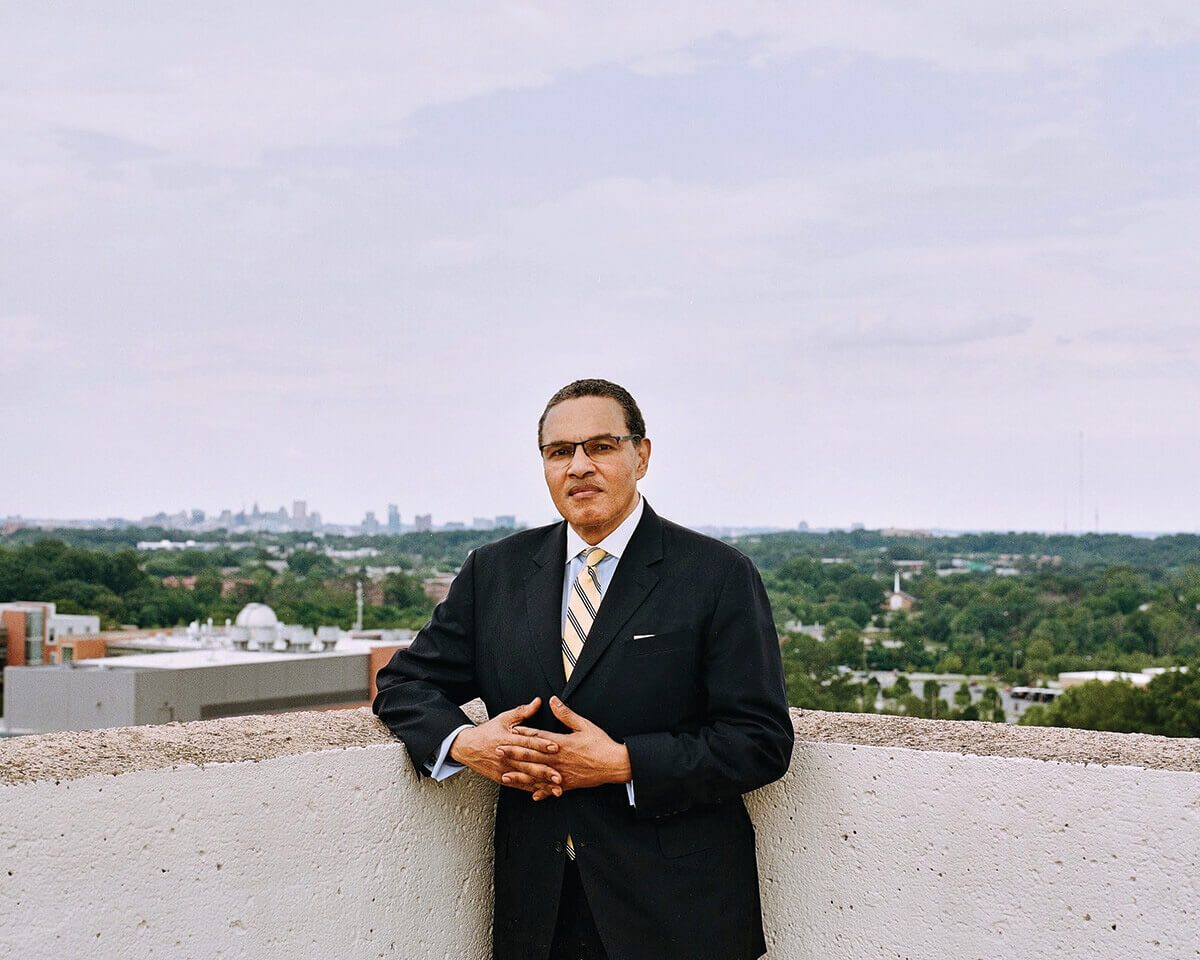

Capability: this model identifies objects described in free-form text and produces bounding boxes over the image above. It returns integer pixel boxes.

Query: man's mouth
[568,485,602,498]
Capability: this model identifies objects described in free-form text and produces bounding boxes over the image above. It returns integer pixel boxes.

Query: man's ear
[635,437,651,479]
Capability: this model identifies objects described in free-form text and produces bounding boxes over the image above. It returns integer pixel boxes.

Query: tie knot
[582,547,607,568]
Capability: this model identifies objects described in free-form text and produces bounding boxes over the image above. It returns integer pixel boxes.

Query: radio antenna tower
[1077,430,1085,535]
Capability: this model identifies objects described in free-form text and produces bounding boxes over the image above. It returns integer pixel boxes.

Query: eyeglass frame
[538,433,643,464]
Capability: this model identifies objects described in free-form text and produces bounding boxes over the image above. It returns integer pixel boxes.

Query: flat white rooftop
[84,640,393,671]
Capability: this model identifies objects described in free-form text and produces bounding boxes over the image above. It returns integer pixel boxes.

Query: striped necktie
[562,546,607,859]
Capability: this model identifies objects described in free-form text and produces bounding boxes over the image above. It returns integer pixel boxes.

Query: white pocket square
[633,633,656,640]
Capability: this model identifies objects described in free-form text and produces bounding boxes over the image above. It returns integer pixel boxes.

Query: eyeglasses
[539,434,642,464]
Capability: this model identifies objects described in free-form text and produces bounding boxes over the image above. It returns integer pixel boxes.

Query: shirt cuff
[426,723,473,781]
[626,780,636,806]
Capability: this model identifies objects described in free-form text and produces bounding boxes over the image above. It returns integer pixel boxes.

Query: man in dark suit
[372,379,793,960]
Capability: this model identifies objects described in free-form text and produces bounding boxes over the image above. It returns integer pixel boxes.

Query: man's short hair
[537,378,647,445]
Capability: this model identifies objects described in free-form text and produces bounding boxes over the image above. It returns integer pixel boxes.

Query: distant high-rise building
[293,500,307,523]
[495,515,516,529]
[797,521,809,532]
[387,504,401,533]
[414,514,432,533]
[362,511,380,534]
[472,517,492,530]
[191,509,205,525]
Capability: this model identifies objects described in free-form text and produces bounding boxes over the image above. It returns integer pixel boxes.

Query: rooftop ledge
[3,709,1198,958]
[2,706,1197,787]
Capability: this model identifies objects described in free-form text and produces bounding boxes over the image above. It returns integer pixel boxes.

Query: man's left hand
[502,695,632,801]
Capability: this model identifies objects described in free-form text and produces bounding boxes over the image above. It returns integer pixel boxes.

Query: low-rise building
[1,603,101,667]
[1,603,414,736]
[1057,666,1187,689]
[423,573,457,604]
[783,620,826,642]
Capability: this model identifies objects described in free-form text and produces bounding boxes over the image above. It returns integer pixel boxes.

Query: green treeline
[0,538,433,631]
[732,532,1200,734]
[5,524,1200,737]
[1019,672,1200,736]
[732,528,1200,577]
[760,556,1200,678]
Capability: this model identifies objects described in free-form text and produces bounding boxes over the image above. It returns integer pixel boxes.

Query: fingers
[499,733,559,754]
[500,758,561,785]
[549,695,586,731]
[529,780,563,800]
[497,744,556,765]
[502,696,542,723]
[530,780,562,799]
[501,770,563,796]
[511,725,561,741]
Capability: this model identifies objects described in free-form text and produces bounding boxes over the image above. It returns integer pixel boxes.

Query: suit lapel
[524,522,568,693]
[561,503,664,700]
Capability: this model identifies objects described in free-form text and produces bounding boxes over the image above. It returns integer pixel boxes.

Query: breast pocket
[627,629,693,658]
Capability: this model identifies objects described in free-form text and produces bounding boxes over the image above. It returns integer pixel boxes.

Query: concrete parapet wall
[2,709,1198,959]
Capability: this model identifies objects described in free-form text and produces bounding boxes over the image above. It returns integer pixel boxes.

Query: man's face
[540,395,651,544]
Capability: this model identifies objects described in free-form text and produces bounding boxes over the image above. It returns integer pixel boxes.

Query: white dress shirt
[427,496,644,805]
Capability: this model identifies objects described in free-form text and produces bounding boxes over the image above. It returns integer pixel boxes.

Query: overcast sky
[3,4,1198,533]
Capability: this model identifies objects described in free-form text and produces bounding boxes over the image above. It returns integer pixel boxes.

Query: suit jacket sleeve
[622,553,794,819]
[371,549,480,775]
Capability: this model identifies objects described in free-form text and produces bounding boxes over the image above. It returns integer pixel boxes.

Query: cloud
[0,315,61,366]
[1,5,1197,163]
[814,313,1033,349]
[54,127,162,168]
[1085,322,1200,346]
[1,7,1198,529]
[757,3,1200,73]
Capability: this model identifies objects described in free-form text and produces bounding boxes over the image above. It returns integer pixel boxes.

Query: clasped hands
[449,695,631,801]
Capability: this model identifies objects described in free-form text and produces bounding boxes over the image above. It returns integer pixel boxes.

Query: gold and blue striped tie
[562,546,606,859]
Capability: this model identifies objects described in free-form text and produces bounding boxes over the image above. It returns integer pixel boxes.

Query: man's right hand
[449,697,564,797]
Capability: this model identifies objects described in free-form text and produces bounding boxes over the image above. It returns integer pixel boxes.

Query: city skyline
[3,493,1194,537]
[3,8,1198,533]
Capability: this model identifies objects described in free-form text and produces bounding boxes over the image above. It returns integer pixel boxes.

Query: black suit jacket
[372,502,793,960]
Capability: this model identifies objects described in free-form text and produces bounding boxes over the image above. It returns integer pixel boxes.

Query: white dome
[235,603,279,629]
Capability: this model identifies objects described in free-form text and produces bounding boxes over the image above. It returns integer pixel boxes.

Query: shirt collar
[565,495,644,564]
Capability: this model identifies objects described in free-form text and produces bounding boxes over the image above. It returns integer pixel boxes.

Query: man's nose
[567,446,595,476]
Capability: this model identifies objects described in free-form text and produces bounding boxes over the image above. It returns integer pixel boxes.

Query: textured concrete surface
[2,707,1199,959]
[750,741,1200,958]
[1,743,498,959]
[792,709,1200,773]
[0,707,394,787]
[3,706,1198,787]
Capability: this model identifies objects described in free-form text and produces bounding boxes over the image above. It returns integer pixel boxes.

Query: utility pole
[354,579,364,631]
